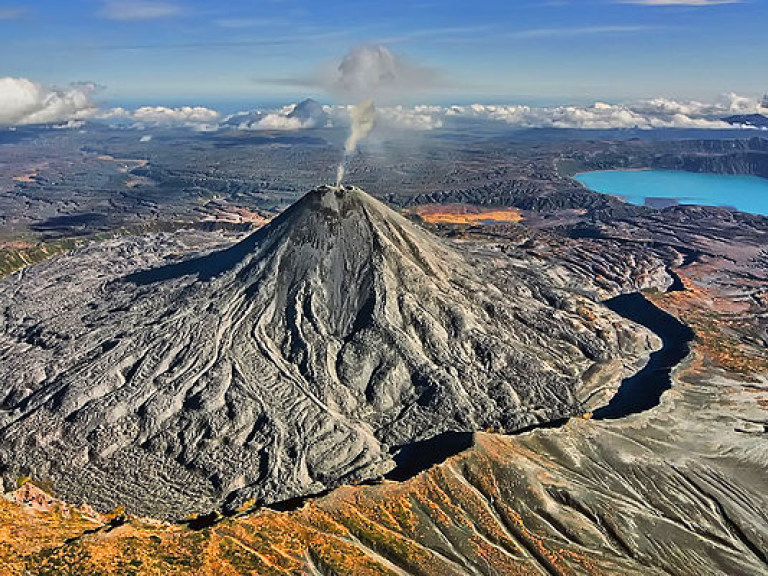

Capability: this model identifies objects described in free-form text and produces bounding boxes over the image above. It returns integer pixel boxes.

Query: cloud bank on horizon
[104,105,221,130]
[434,94,764,130]
[0,77,98,126]
[1,75,766,132]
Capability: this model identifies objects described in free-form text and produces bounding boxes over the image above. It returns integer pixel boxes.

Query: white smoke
[331,45,438,103]
[337,99,377,185]
[331,45,437,185]
[344,101,377,153]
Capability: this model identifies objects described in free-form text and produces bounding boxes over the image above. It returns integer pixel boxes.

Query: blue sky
[2,0,766,105]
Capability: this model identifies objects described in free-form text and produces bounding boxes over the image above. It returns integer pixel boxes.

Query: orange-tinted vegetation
[410,204,523,226]
[0,239,83,279]
[4,435,609,576]
[648,273,768,377]
[1,485,106,576]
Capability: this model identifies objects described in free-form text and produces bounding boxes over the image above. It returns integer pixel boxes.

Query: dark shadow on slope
[124,189,318,285]
[385,431,475,482]
[266,490,333,513]
[667,268,685,292]
[123,186,367,285]
[179,511,220,531]
[31,213,111,236]
[512,418,570,435]
[124,230,265,284]
[63,515,127,545]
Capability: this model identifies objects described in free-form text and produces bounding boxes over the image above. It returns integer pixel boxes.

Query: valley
[1,129,767,575]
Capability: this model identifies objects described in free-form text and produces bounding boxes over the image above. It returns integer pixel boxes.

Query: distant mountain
[287,98,327,127]
[723,113,768,129]
[220,99,326,131]
[0,186,628,518]
[219,109,264,129]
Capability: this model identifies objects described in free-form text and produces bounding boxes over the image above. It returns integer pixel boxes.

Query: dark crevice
[594,292,694,420]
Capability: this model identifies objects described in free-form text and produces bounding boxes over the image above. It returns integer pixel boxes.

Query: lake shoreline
[575,169,768,216]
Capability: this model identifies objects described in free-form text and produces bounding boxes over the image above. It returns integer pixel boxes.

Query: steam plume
[332,45,438,186]
[337,99,376,185]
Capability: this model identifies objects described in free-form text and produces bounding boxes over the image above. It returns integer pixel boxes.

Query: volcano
[0,186,619,517]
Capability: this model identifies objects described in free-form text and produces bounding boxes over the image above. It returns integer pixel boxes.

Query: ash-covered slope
[0,186,622,517]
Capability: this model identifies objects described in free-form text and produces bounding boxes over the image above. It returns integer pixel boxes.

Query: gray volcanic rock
[0,186,626,517]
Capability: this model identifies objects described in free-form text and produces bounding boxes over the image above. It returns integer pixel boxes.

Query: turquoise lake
[575,170,768,216]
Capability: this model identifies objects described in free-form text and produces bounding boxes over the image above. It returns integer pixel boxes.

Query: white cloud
[0,77,98,125]
[98,105,221,130]
[2,77,759,134]
[376,105,444,130]
[233,94,763,133]
[228,101,328,131]
[225,101,441,134]
[252,114,306,131]
[369,94,765,131]
[630,93,762,117]
[438,101,734,129]
[131,106,220,123]
[99,1,180,21]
